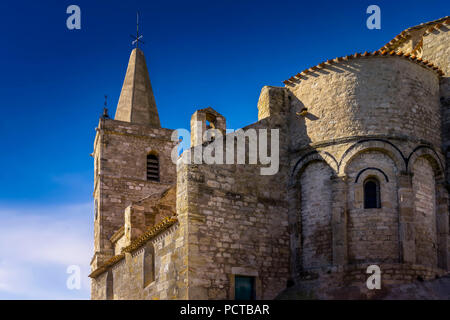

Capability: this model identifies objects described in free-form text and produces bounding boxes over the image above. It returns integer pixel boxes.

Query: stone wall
[176,115,291,299]
[286,54,448,286]
[345,151,400,264]
[391,27,428,55]
[422,27,450,74]
[422,28,450,190]
[287,56,441,152]
[91,271,108,300]
[299,161,333,269]
[412,157,438,267]
[288,138,449,278]
[91,222,189,300]
[92,118,177,269]
[257,86,290,121]
[91,19,449,300]
[420,26,450,269]
[277,263,448,299]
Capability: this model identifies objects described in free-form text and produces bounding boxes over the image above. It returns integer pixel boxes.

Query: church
[89,16,450,299]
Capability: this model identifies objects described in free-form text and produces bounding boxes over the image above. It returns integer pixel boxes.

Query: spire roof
[114,48,161,127]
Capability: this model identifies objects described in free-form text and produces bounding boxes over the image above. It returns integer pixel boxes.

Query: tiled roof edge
[121,216,178,253]
[283,50,443,86]
[89,216,178,278]
[380,16,450,52]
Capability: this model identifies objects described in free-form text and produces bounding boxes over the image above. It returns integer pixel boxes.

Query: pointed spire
[114,48,161,127]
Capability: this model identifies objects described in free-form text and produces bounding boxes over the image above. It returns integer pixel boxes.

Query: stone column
[331,175,348,266]
[397,172,416,264]
[436,180,449,270]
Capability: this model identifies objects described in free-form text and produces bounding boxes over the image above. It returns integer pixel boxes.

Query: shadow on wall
[284,92,448,289]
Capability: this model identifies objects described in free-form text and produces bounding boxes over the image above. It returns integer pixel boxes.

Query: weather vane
[131,11,144,48]
[102,94,110,119]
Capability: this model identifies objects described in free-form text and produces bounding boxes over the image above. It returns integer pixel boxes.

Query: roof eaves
[380,16,450,52]
[89,216,178,278]
[283,50,443,86]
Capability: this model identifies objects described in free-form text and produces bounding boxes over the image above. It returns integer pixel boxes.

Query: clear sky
[0,0,448,299]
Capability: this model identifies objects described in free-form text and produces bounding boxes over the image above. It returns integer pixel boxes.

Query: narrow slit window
[147,154,160,182]
[364,178,381,209]
[106,271,113,300]
[143,244,155,287]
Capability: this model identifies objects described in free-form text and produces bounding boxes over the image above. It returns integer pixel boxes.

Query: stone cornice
[289,134,440,156]
[102,129,174,143]
[109,226,125,244]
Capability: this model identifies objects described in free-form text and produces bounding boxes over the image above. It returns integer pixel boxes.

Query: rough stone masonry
[89,16,450,299]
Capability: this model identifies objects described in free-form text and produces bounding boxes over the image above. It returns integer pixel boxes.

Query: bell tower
[91,47,177,271]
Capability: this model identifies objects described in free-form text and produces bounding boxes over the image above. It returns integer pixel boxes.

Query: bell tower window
[143,244,155,287]
[147,154,160,182]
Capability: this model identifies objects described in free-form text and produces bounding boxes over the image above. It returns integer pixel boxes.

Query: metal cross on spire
[102,94,110,119]
[131,11,144,48]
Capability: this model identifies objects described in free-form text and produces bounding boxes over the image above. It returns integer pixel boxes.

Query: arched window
[147,154,159,182]
[106,270,113,300]
[143,244,155,287]
[364,177,381,209]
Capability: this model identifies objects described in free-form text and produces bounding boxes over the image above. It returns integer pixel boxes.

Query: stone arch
[407,145,444,179]
[355,167,389,183]
[288,157,336,278]
[344,147,400,264]
[363,176,381,209]
[338,139,406,175]
[290,150,338,184]
[408,145,447,269]
[297,160,334,270]
[146,149,159,156]
[353,168,392,210]
[205,112,217,129]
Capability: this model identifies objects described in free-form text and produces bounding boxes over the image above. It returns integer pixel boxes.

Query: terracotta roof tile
[89,216,178,278]
[380,16,449,52]
[283,50,443,86]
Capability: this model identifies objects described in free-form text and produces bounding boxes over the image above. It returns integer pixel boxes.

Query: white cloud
[0,202,93,299]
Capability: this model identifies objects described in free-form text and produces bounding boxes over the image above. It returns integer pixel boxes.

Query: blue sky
[0,0,448,299]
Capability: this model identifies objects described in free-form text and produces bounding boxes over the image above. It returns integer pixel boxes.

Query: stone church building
[90,17,450,299]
